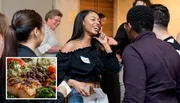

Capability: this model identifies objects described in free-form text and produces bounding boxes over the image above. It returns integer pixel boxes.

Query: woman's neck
[19,41,36,51]
[79,33,92,46]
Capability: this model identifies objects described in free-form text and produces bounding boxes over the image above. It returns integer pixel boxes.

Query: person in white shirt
[35,9,63,57]
[151,4,180,55]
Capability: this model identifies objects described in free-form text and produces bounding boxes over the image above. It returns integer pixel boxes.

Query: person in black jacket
[114,0,152,56]
[0,9,66,103]
[98,13,121,103]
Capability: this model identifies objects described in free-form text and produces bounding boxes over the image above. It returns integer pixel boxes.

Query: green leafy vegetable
[36,87,56,98]
[8,61,17,69]
[7,92,16,98]
[22,58,33,62]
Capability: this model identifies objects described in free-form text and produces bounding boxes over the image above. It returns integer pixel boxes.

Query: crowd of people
[0,0,180,103]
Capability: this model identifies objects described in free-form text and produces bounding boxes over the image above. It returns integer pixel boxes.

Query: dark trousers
[101,71,121,103]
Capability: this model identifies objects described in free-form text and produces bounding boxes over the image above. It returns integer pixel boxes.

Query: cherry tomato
[14,58,25,67]
[48,65,56,73]
[7,58,14,63]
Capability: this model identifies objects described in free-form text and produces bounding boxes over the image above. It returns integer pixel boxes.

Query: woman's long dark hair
[69,10,96,41]
[0,13,9,102]
[2,9,43,58]
[68,10,104,56]
[0,10,43,99]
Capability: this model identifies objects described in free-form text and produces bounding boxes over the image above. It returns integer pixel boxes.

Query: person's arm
[122,46,146,103]
[94,32,120,73]
[68,79,90,96]
[107,37,118,46]
[47,46,60,53]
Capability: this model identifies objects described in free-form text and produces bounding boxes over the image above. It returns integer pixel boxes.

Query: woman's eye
[91,19,95,21]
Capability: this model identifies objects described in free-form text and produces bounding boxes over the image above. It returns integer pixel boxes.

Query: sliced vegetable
[44,78,51,87]
[44,79,56,87]
[48,65,56,73]
[14,58,25,67]
[50,73,56,80]
[51,85,56,92]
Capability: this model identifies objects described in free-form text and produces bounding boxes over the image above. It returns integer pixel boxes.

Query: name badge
[80,56,90,64]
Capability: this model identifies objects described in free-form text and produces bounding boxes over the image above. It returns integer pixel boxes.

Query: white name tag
[80,56,90,64]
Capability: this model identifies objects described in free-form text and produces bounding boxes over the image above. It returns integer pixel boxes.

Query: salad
[7,57,57,99]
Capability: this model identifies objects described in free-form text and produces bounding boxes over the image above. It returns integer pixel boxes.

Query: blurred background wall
[0,0,179,45]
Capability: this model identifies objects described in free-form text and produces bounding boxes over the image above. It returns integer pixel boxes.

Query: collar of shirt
[135,31,156,42]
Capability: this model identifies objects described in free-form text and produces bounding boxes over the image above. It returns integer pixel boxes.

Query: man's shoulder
[164,36,180,50]
[122,38,161,57]
[122,44,136,56]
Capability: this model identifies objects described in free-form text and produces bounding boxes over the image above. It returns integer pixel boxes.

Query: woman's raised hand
[94,32,108,45]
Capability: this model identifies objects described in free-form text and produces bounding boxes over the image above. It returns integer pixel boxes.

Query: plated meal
[6,57,57,99]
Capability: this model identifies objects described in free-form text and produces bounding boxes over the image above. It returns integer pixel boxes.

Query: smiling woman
[35,9,63,57]
[56,9,120,103]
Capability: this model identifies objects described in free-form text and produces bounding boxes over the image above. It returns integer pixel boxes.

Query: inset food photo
[6,57,57,100]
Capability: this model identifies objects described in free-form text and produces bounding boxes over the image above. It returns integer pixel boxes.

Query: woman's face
[47,16,61,31]
[135,1,146,6]
[39,27,44,44]
[100,17,107,26]
[83,12,101,36]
